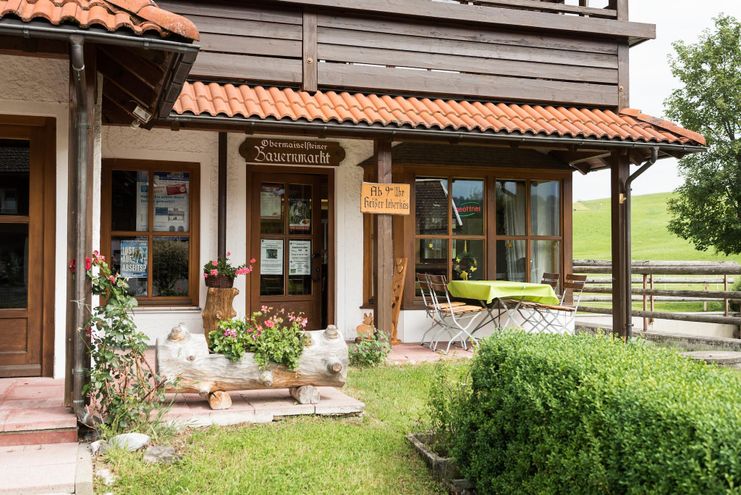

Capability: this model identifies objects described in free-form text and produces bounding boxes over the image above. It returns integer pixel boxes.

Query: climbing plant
[83,251,165,434]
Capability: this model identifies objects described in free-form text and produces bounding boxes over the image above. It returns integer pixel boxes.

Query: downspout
[623,146,659,340]
[70,36,90,418]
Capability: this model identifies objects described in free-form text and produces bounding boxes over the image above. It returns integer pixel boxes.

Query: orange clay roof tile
[0,0,199,40]
[174,82,706,147]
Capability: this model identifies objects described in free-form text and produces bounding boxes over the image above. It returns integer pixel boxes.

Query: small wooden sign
[240,138,345,167]
[360,182,411,215]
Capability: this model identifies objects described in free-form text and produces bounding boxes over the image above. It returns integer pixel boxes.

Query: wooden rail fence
[574,260,741,330]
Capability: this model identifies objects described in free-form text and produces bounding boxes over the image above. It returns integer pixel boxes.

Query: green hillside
[573,192,741,264]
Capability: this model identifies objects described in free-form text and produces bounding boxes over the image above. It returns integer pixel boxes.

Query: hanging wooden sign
[360,182,411,215]
[240,138,345,167]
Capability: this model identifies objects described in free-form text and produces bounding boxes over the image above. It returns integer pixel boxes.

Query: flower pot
[205,274,234,288]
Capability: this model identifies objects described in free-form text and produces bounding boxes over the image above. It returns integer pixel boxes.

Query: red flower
[249,258,256,264]
[68,259,76,272]
[85,257,92,271]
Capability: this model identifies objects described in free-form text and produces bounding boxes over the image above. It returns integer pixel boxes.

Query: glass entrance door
[250,173,328,330]
[0,132,43,377]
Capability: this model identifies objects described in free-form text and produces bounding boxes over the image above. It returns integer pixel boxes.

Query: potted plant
[210,306,311,369]
[203,251,255,288]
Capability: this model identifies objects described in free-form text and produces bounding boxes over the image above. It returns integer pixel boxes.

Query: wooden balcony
[446,0,623,20]
[157,0,649,108]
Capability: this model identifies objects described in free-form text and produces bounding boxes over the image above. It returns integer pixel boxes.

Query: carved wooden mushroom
[156,325,348,409]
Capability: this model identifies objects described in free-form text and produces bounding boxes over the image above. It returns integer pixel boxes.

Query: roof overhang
[166,81,705,170]
[166,112,704,170]
[0,18,199,124]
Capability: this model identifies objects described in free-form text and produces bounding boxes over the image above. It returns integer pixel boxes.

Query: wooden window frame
[413,176,488,282]
[101,159,201,307]
[364,164,572,310]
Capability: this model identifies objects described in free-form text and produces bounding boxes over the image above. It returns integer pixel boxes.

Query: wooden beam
[610,152,630,340]
[302,10,318,92]
[218,132,228,258]
[373,138,394,339]
[270,0,655,40]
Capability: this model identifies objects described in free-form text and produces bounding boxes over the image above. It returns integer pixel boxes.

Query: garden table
[447,280,560,329]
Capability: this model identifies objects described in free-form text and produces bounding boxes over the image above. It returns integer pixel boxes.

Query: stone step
[683,351,741,368]
[0,426,78,447]
[0,379,78,446]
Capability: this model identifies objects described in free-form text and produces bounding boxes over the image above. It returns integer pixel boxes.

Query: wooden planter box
[156,325,348,410]
[407,433,475,495]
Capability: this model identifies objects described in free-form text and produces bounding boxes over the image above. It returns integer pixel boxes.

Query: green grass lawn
[573,192,741,263]
[101,364,461,495]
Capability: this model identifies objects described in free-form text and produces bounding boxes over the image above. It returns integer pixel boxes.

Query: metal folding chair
[525,274,587,334]
[424,274,486,353]
[417,273,465,347]
[516,272,560,329]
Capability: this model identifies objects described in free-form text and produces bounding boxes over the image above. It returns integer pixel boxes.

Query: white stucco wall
[100,128,376,343]
[0,54,71,378]
[102,126,219,343]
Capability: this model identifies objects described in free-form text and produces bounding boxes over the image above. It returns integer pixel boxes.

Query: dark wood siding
[158,0,304,84]
[161,0,624,107]
[316,15,619,106]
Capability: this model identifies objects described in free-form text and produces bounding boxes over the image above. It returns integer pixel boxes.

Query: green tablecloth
[447,280,560,305]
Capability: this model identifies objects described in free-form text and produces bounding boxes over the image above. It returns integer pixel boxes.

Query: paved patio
[387,343,474,364]
[0,442,91,495]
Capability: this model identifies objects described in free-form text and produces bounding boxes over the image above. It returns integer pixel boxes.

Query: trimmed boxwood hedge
[452,332,741,495]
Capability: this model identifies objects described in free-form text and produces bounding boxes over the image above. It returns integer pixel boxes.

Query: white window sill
[132,306,202,314]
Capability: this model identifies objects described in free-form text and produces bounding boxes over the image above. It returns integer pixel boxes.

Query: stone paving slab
[164,387,364,428]
[0,443,79,494]
[387,343,474,365]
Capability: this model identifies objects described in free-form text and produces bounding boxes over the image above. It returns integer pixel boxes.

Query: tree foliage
[665,15,741,255]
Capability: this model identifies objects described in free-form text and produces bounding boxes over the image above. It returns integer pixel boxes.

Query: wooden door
[0,123,48,377]
[250,173,325,329]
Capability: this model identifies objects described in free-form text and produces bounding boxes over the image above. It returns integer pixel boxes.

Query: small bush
[453,332,741,495]
[424,362,471,457]
[349,332,391,367]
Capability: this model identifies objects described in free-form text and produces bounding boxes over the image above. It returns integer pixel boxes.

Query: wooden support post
[724,274,729,317]
[302,10,318,92]
[611,153,630,340]
[649,273,654,325]
[642,274,647,332]
[217,132,227,258]
[374,139,394,339]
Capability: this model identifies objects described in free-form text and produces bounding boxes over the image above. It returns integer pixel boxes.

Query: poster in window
[289,240,311,276]
[135,176,148,231]
[153,172,189,232]
[260,239,284,275]
[120,239,148,279]
[288,198,311,232]
[260,187,283,220]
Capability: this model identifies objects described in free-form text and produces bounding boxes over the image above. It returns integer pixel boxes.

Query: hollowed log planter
[156,325,348,410]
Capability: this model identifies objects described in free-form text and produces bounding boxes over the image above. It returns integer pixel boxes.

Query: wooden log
[202,287,239,345]
[208,391,232,410]
[290,385,320,404]
[156,325,349,397]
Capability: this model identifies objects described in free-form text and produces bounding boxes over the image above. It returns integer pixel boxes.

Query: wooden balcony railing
[449,0,619,19]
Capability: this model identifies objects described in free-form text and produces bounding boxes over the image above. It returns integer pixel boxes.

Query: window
[411,175,563,290]
[415,177,486,282]
[102,160,200,306]
[496,180,561,283]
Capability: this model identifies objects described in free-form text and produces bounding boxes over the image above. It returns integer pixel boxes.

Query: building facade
[0,0,705,410]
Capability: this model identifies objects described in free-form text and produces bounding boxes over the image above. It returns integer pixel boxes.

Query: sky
[572,0,741,201]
